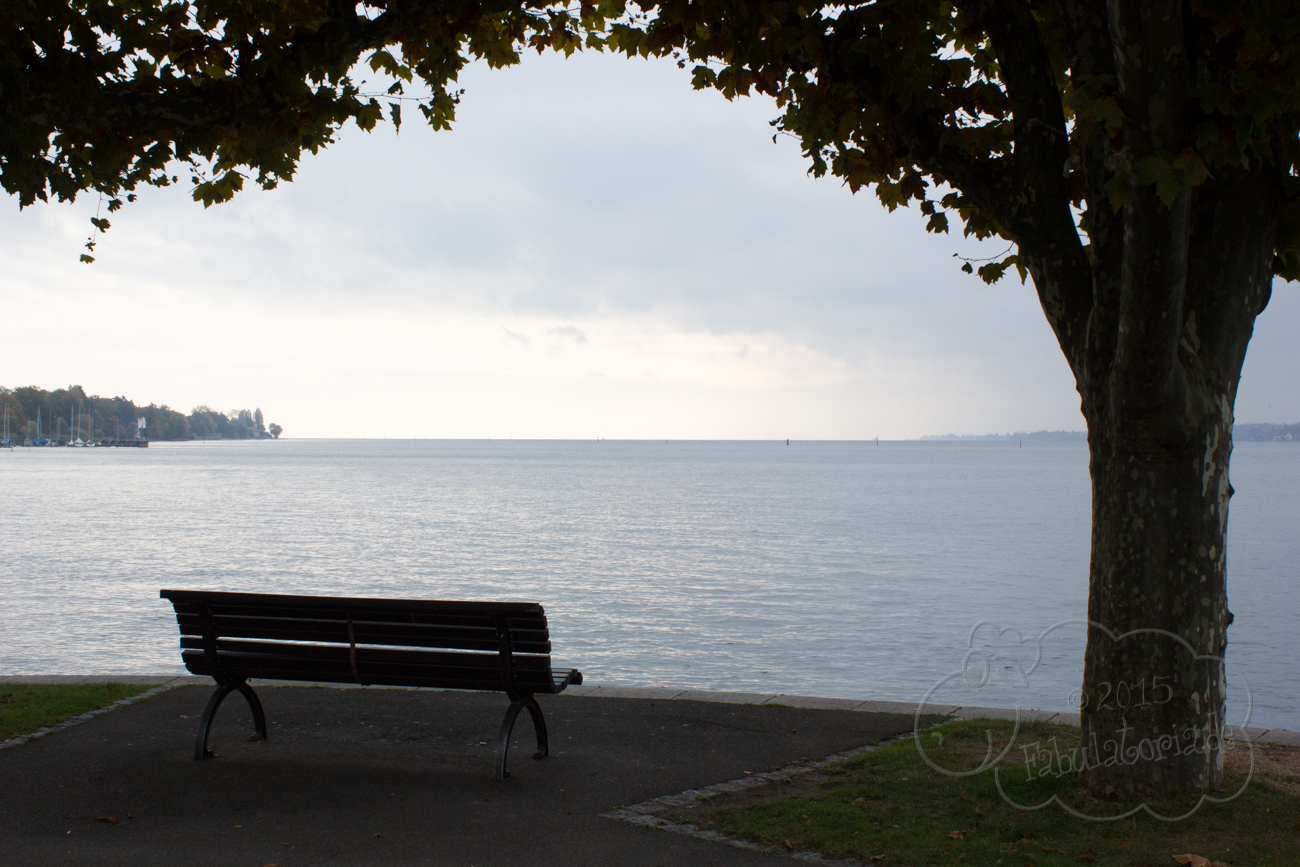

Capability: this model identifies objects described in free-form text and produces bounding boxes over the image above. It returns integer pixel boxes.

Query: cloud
[501,327,530,346]
[546,325,588,345]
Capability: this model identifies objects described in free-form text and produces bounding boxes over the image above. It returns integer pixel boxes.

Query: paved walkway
[2,677,1294,866]
[0,678,937,866]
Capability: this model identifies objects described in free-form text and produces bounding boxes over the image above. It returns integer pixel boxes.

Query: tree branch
[955,0,1092,378]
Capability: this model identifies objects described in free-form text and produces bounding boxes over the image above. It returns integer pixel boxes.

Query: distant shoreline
[922,423,1298,443]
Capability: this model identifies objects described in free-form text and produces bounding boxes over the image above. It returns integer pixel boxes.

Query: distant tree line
[920,426,1299,443]
[1233,423,1300,442]
[0,385,282,443]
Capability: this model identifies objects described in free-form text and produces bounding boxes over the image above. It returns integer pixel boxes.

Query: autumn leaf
[1172,855,1231,867]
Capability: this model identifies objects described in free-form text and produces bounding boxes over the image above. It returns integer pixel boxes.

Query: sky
[2,50,1297,440]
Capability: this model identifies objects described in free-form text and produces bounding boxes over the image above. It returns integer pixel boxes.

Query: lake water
[1,439,1295,729]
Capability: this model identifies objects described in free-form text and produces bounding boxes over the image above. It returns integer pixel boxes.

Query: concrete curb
[3,676,1295,745]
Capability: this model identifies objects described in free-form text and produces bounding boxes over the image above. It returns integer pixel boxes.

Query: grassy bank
[0,682,156,740]
[677,719,1300,866]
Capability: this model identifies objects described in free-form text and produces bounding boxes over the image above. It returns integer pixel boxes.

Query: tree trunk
[1078,401,1233,793]
[1072,162,1280,795]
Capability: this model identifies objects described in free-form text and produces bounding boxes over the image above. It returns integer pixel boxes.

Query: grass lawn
[677,719,1300,866]
[0,682,156,740]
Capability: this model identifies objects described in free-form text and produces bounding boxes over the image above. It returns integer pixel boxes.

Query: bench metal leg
[494,695,548,781]
[195,680,267,761]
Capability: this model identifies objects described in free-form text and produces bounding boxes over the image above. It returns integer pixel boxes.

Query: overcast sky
[3,50,1297,439]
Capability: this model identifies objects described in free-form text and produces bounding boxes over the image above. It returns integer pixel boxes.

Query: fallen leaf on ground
[1041,847,1066,853]
[1173,855,1230,867]
[947,830,970,840]
[783,840,794,851]
[94,817,117,825]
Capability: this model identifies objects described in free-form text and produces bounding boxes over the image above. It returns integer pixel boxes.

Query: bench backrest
[160,589,556,694]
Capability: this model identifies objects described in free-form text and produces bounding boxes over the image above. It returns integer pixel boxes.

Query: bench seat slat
[172,613,552,653]
[180,650,554,686]
[179,650,566,693]
[181,653,578,693]
[180,637,553,671]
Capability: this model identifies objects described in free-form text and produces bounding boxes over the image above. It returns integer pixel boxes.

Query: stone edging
[600,733,918,866]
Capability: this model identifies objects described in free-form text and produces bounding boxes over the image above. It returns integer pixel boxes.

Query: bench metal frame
[161,589,582,781]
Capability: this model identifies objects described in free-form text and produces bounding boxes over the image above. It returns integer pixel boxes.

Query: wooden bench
[160,589,582,780]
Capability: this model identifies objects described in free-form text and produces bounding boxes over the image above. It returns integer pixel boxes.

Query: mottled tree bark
[1073,161,1279,793]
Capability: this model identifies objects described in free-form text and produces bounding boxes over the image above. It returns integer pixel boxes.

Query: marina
[1,401,149,448]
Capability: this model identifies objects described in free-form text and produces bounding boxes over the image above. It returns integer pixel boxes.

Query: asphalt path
[1,685,925,866]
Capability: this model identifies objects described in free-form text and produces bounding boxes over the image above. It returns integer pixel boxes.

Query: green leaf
[1172,149,1209,188]
[389,102,402,132]
[1134,155,1183,207]
[368,49,397,74]
[90,217,111,231]
[1194,81,1232,114]
[1193,121,1220,151]
[977,259,1010,283]
[1091,96,1125,133]
[79,254,95,264]
[691,65,717,89]
[1155,172,1182,206]
[1106,177,1128,213]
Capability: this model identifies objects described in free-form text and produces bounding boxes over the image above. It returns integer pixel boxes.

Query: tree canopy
[2,0,593,258]
[6,1,1298,272]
